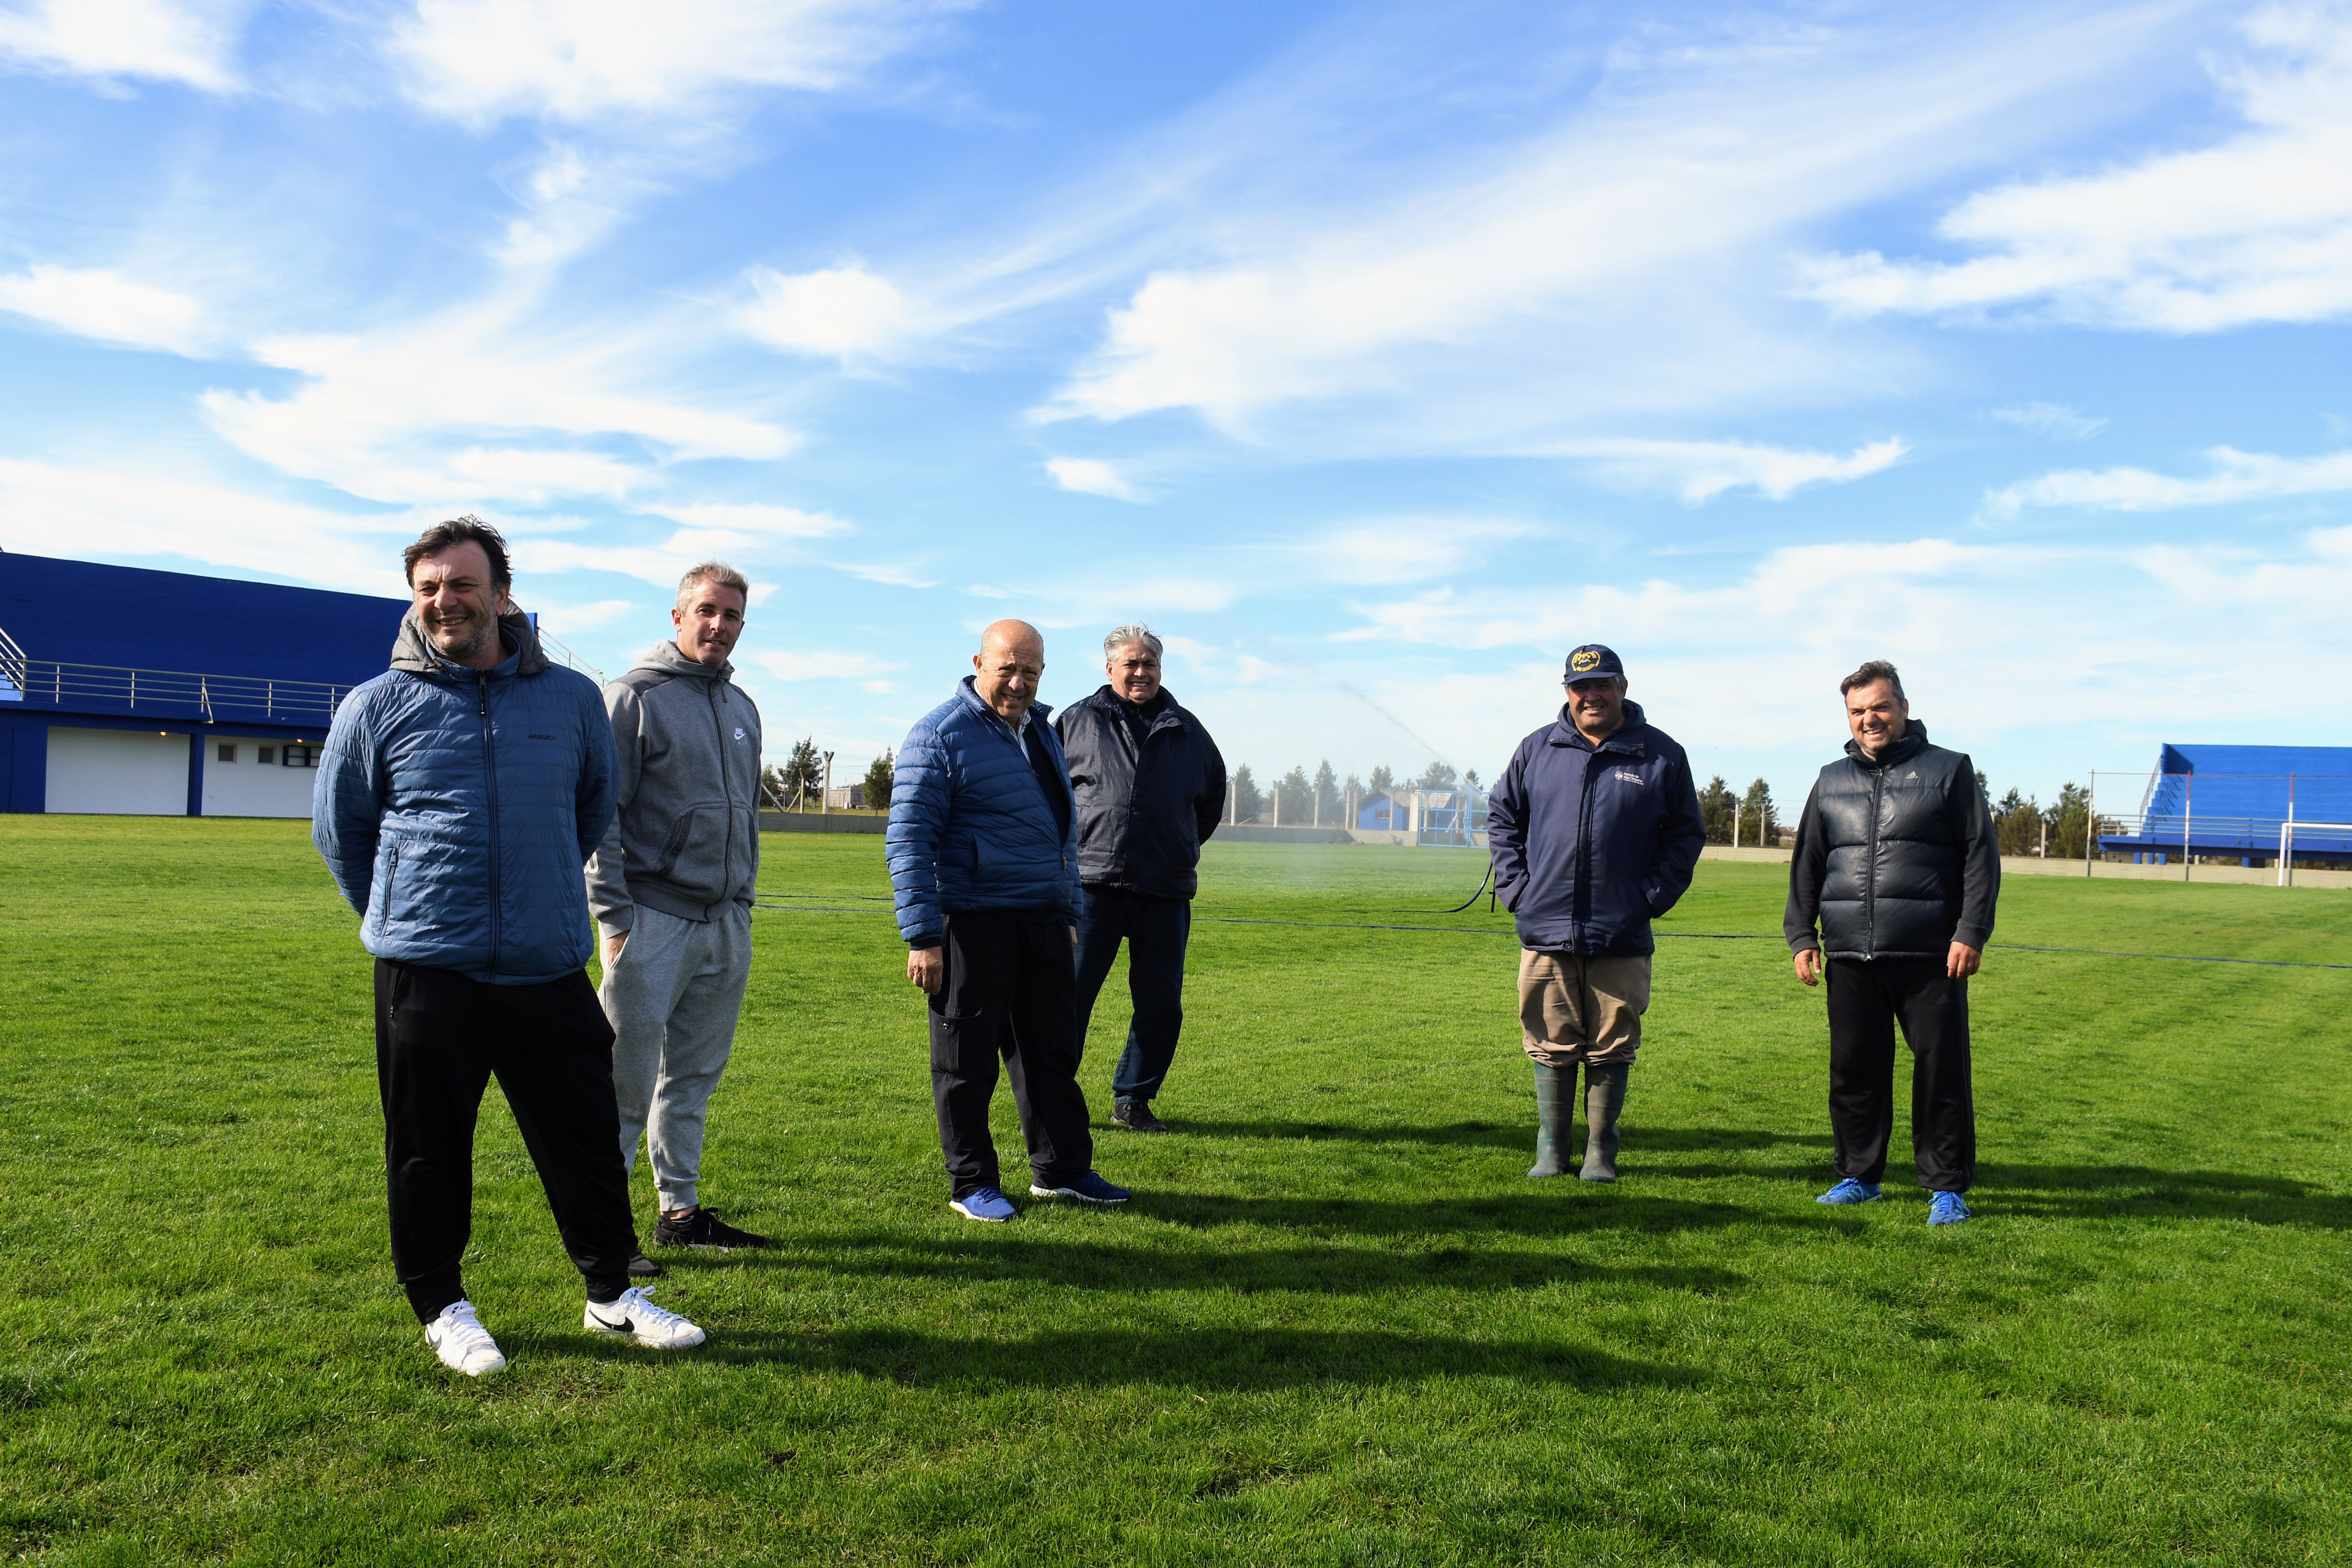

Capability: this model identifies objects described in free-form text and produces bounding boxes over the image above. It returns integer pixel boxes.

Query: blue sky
[2,0,2348,810]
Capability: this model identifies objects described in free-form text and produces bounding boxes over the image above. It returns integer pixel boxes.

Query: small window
[257,746,276,765]
[217,744,237,763]
[281,745,319,769]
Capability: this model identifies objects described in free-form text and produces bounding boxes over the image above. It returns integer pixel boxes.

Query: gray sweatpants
[600,903,753,1212]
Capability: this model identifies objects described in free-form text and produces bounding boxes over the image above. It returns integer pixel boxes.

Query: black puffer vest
[1787,724,1999,959]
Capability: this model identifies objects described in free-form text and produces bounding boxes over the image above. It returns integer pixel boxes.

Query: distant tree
[1369,764,1394,795]
[1741,778,1780,844]
[1277,765,1312,825]
[1313,760,1339,825]
[1462,768,1482,795]
[1698,776,1736,844]
[1994,787,2042,856]
[1416,759,1459,792]
[772,737,822,808]
[2044,781,2099,859]
[861,749,895,812]
[1230,764,1263,825]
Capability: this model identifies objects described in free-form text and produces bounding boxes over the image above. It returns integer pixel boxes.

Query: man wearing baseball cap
[1487,645,1705,1181]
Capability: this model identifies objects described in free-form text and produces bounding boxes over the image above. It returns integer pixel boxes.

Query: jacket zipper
[479,672,502,975]
[1573,744,1599,947]
[711,679,735,917]
[1864,763,1884,959]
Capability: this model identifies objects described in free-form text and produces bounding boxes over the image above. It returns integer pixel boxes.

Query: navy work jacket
[1487,700,1706,956]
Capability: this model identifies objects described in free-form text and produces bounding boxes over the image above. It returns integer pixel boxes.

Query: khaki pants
[1518,950,1651,1067]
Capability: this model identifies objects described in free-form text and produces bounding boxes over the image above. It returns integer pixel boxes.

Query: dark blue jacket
[887,677,1081,947]
[313,612,618,984]
[1054,685,1226,899]
[1487,700,1705,956]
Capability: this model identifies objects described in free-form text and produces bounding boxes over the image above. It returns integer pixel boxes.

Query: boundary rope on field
[750,901,2351,971]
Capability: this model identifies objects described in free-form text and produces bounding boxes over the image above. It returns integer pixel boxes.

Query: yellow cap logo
[1571,649,1603,672]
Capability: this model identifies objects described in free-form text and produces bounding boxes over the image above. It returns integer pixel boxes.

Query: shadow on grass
[1976,1165,2352,1229]
[1136,1190,1837,1239]
[1166,1118,1832,1154]
[737,1232,1747,1297]
[514,1324,1699,1392]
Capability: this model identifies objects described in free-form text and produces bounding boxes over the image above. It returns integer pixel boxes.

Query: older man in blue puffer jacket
[315,517,703,1378]
[887,618,1132,1222]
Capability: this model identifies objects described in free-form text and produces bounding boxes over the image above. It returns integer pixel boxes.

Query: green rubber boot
[1579,1063,1628,1182]
[1527,1061,1573,1179]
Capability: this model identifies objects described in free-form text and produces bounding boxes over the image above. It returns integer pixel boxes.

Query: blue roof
[0,552,407,687]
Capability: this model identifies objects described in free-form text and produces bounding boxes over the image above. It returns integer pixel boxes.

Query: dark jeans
[1073,885,1192,1105]
[1824,956,1976,1192]
[374,959,639,1322]
[928,910,1094,1200]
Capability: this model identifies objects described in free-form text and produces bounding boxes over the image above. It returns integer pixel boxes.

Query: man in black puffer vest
[1785,660,1999,1225]
[1056,624,1227,1132]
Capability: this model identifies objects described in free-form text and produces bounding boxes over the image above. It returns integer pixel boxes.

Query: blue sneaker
[950,1187,1018,1222]
[1817,1178,1884,1205]
[1029,1171,1132,1205]
[1927,1191,1974,1226]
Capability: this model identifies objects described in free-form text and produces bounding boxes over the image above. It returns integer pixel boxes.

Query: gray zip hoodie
[585,640,763,938]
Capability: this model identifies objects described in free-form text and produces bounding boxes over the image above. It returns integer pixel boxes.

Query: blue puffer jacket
[887,677,1080,947]
[1487,700,1705,956]
[313,611,618,984]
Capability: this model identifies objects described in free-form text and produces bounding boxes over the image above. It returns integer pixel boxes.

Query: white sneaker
[583,1286,706,1350]
[425,1300,507,1377]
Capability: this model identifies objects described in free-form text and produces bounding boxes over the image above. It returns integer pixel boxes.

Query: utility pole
[822,751,834,817]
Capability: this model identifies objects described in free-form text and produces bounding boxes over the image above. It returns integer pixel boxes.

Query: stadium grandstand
[0,552,412,817]
[2098,744,2352,872]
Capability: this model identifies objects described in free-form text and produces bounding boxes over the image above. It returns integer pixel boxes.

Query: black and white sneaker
[626,1251,664,1279]
[583,1287,706,1350]
[425,1299,507,1377]
[652,1207,770,1250]
[1111,1100,1169,1132]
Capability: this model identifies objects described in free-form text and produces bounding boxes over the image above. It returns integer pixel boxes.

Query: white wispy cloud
[1043,457,1145,502]
[738,264,915,360]
[755,649,904,681]
[1990,402,2107,441]
[0,265,207,355]
[646,501,850,538]
[1033,3,2194,440]
[1300,517,1539,586]
[1987,446,2352,514]
[0,0,242,92]
[0,457,414,596]
[386,0,956,128]
[1550,437,1908,502]
[1798,6,2352,332]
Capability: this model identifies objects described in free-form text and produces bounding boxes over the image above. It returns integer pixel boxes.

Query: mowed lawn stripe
[2,819,2347,1565]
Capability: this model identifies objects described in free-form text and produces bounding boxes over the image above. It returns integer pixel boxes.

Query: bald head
[973,619,1046,723]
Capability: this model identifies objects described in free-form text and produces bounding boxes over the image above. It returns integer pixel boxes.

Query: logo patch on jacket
[734,727,746,741]
[1613,769,1644,784]
[528,733,556,740]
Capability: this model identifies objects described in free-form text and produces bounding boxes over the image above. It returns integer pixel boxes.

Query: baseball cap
[1563,644,1625,684]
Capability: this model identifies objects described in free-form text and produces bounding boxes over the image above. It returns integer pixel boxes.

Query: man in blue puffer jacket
[1488,645,1705,1185]
[887,619,1133,1222]
[315,518,704,1377]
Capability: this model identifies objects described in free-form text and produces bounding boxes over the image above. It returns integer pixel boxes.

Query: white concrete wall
[201,735,322,819]
[45,727,187,816]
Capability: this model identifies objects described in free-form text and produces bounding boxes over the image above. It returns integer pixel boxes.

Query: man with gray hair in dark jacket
[1056,623,1226,1132]
[586,561,768,1273]
[1785,659,1999,1226]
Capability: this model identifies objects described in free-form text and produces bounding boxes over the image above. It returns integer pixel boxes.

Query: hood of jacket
[390,609,550,681]
[1546,698,1651,752]
[624,637,736,686]
[1843,721,1931,770]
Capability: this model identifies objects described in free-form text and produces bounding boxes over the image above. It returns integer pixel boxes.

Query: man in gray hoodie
[585,561,769,1268]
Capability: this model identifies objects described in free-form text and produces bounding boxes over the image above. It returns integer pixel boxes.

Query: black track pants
[1824,956,1976,1192]
[375,958,641,1322]
[1072,885,1192,1105]
[928,910,1094,1200]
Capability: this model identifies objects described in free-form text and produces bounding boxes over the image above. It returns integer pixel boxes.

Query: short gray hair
[1104,623,1162,661]
[1839,659,1906,703]
[677,561,750,612]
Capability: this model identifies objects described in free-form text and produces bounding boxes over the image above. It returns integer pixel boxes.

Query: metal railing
[0,623,24,702]
[2,657,350,724]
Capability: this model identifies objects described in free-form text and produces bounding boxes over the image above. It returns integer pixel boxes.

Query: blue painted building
[0,552,408,817]
[2099,744,2352,867]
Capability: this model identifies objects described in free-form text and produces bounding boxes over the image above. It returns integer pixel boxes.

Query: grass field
[4,816,2351,1566]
